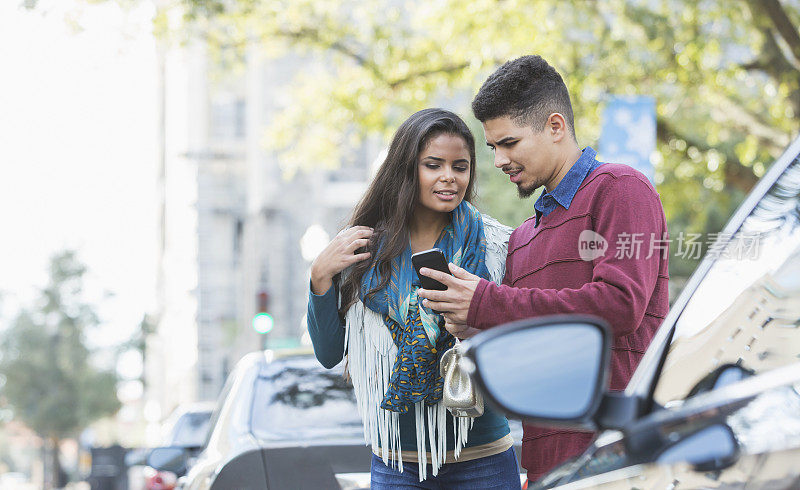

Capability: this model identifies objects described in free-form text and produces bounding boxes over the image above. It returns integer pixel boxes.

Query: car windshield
[653,154,800,405]
[170,411,213,447]
[250,356,363,442]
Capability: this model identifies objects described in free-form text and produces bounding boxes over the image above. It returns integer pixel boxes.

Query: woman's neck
[409,206,450,253]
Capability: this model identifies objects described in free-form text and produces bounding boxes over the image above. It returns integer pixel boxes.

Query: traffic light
[253,291,273,334]
[252,313,274,334]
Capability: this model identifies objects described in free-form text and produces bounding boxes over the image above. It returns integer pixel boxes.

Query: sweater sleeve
[501,230,516,288]
[306,282,346,368]
[467,175,665,338]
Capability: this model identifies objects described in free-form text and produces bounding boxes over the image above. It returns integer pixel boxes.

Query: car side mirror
[656,423,739,471]
[462,315,611,428]
[146,447,188,475]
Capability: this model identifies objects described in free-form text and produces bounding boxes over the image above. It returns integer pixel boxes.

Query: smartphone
[411,248,452,291]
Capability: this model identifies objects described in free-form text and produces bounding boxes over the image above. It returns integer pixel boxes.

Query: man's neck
[544,144,583,193]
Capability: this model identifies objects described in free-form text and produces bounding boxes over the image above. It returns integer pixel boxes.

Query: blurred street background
[1,0,799,488]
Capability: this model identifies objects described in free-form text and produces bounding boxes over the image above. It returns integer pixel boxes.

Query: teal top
[306,283,510,452]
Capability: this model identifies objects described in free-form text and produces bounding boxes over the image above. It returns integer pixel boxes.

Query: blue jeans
[370,447,522,489]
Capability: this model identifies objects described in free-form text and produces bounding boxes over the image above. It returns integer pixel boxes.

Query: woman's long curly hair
[338,108,477,318]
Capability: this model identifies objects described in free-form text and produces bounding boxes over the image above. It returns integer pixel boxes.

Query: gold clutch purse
[440,342,484,417]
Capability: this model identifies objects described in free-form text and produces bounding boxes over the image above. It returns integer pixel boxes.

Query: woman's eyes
[424,163,469,172]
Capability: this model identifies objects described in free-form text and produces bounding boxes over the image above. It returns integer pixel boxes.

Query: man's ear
[547,113,568,143]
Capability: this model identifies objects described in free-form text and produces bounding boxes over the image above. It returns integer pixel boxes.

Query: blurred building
[144,42,373,432]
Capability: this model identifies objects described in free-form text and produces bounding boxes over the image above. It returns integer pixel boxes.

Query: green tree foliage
[0,251,120,485]
[29,0,800,273]
[176,0,800,271]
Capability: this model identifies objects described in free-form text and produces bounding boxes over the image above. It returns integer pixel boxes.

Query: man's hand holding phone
[417,261,481,330]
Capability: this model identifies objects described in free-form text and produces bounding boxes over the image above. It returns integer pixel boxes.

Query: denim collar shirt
[534,146,603,226]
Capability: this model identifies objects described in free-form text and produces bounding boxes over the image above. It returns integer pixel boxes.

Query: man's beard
[517,181,539,199]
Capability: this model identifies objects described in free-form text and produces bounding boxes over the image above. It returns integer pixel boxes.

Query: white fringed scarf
[343,215,511,480]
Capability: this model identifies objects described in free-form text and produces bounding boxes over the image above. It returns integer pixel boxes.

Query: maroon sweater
[467,164,669,480]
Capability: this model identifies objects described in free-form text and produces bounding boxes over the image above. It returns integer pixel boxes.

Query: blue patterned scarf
[360,201,489,413]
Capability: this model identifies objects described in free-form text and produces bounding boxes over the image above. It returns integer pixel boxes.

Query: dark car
[462,137,800,488]
[148,350,372,489]
[142,402,215,490]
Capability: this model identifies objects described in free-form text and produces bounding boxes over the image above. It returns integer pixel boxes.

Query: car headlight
[335,472,371,489]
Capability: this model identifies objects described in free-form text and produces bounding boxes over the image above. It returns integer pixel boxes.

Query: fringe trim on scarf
[345,301,474,480]
[343,215,511,481]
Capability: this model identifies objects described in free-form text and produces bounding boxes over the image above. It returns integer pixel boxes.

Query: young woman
[307,108,520,488]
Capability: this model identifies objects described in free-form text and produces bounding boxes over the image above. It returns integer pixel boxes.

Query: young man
[418,55,669,481]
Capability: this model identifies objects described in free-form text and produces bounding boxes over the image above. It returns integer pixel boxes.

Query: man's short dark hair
[472,55,575,137]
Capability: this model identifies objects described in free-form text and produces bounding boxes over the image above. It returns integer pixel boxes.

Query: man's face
[483,116,557,198]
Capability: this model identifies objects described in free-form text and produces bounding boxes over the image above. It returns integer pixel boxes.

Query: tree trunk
[41,442,48,490]
[42,437,65,490]
[51,437,66,489]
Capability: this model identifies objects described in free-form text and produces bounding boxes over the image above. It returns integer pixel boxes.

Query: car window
[653,157,800,405]
[201,375,234,449]
[170,411,213,447]
[250,357,363,442]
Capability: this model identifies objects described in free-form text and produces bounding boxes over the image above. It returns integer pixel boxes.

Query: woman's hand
[310,226,373,295]
[443,322,481,339]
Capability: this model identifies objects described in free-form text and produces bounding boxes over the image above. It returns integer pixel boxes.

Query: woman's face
[416,133,471,215]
